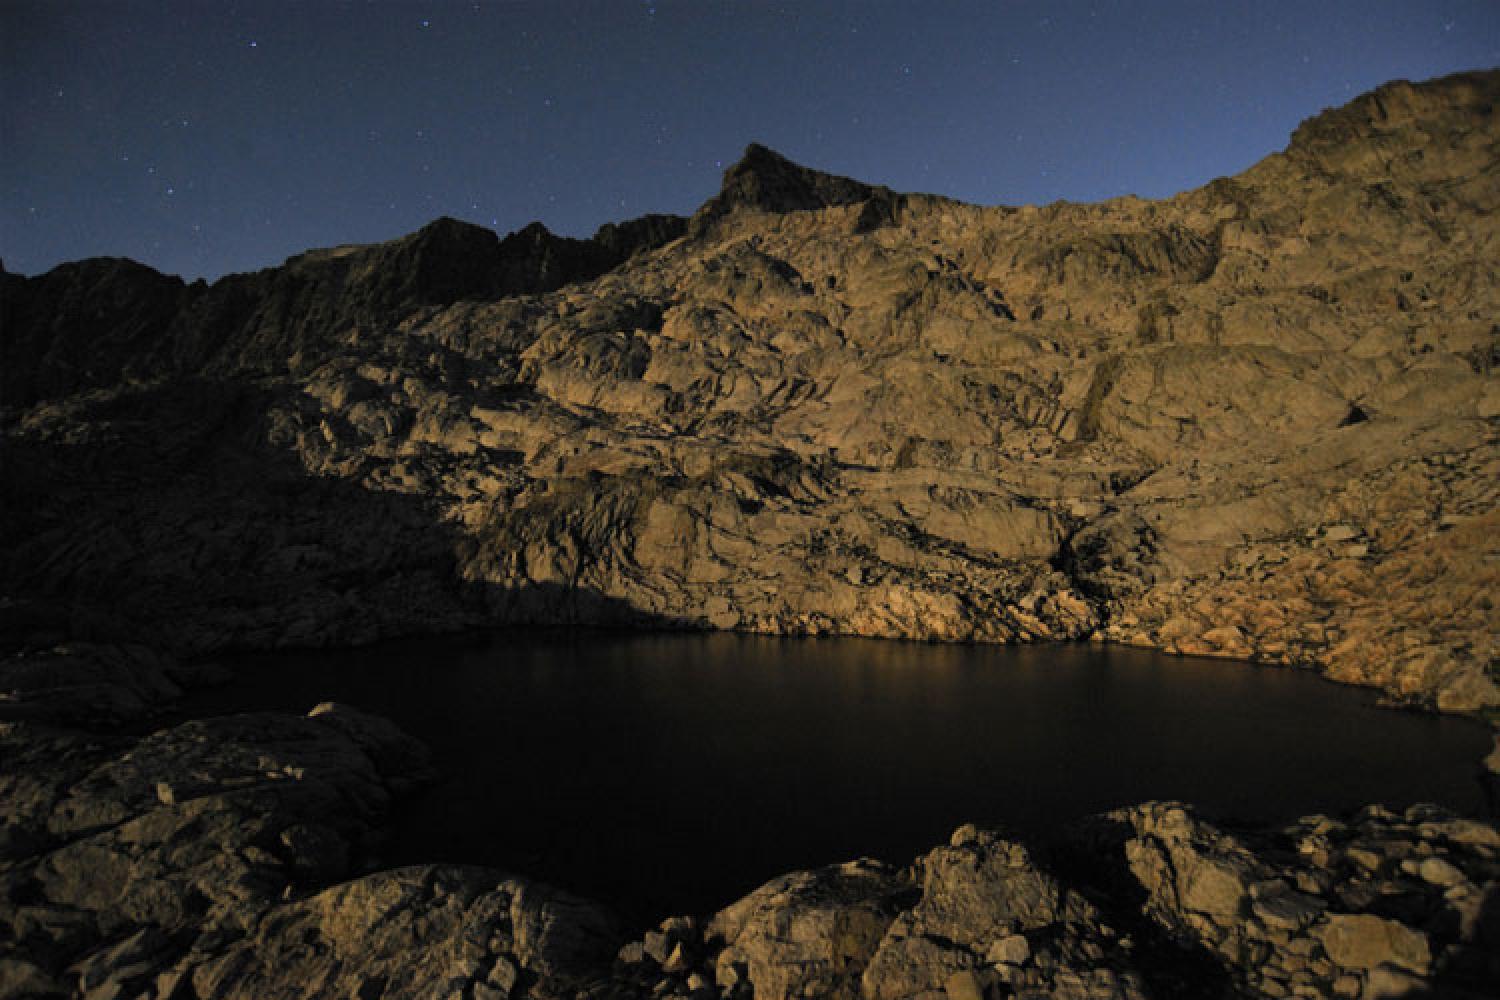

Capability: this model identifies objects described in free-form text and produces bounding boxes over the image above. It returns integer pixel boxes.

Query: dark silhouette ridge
[493,212,687,298]
[0,211,688,410]
[0,257,190,408]
[691,141,906,233]
[0,141,892,408]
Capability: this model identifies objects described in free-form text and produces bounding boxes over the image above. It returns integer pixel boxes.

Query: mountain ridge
[7,65,1497,287]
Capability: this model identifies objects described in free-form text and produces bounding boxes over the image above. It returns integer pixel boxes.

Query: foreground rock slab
[0,663,623,1000]
[1080,802,1500,999]
[173,866,620,1000]
[612,807,1500,1000]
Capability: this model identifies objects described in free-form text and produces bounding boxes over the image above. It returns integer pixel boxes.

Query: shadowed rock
[692,142,904,234]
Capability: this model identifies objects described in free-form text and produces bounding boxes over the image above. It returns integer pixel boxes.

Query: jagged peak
[505,220,557,242]
[398,215,502,255]
[416,214,492,236]
[731,142,805,177]
[696,142,892,222]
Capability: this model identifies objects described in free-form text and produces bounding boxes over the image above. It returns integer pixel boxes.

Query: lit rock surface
[613,805,1500,999]
[1077,801,1500,998]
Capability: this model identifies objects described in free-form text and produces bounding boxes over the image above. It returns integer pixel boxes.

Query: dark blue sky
[3,1,1497,281]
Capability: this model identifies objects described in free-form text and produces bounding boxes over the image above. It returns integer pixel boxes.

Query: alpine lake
[185,631,1492,925]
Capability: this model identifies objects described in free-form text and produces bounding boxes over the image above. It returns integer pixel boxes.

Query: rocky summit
[2,70,1500,998]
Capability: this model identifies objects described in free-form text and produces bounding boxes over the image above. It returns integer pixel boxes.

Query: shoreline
[4,635,1499,997]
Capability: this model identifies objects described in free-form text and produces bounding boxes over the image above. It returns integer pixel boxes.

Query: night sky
[3,1,1497,282]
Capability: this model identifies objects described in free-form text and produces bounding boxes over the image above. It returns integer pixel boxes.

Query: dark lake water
[191,631,1491,925]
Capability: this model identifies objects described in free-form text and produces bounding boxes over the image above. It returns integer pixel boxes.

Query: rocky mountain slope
[4,71,1497,710]
[3,69,1500,999]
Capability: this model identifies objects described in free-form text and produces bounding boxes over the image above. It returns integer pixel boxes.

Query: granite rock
[3,71,1497,710]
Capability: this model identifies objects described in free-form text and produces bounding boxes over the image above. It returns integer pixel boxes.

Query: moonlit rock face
[6,70,1497,712]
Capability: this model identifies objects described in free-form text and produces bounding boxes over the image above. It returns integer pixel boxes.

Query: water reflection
[197,631,1490,924]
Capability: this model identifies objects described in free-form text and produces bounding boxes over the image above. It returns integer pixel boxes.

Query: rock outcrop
[0,646,621,999]
[608,806,1500,999]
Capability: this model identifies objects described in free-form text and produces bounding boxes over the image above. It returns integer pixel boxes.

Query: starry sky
[3,1,1497,282]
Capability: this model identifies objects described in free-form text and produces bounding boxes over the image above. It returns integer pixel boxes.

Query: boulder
[1314,913,1431,974]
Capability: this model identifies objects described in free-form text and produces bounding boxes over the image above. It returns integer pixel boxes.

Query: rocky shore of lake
[2,643,1498,998]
